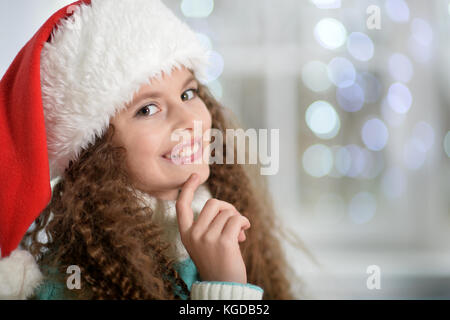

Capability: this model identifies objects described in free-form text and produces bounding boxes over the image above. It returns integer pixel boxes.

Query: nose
[168,99,200,138]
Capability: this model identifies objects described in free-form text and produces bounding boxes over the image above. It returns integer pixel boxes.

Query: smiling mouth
[161,138,203,164]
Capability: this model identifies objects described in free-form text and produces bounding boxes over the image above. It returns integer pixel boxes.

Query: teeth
[180,142,199,157]
[193,142,199,153]
[164,142,200,159]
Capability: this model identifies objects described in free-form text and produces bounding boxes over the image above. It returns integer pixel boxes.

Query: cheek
[125,131,161,169]
[200,104,212,129]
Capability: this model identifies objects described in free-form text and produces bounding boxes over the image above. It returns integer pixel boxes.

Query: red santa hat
[0,0,210,298]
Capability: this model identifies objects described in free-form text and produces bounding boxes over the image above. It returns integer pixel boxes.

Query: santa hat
[0,0,210,298]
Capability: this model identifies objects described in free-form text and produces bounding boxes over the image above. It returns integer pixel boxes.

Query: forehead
[126,67,196,107]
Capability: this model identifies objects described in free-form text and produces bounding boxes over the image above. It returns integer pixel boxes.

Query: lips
[162,137,203,163]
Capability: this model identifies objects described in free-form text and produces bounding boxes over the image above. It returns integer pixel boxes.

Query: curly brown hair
[22,82,312,300]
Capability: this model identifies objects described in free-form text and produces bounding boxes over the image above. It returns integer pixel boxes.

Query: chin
[180,164,210,184]
[197,166,210,184]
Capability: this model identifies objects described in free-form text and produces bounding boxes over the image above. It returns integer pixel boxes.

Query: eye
[181,88,198,101]
[136,104,159,117]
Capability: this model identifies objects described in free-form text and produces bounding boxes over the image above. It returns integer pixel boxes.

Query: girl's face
[110,67,212,200]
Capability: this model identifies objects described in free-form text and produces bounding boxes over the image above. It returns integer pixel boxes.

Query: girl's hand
[176,173,250,284]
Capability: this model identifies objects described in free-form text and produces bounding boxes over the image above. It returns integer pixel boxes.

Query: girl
[0,0,308,300]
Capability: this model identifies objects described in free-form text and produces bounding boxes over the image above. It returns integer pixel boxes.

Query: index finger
[176,173,202,235]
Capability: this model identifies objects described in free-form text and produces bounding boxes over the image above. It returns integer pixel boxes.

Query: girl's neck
[145,188,180,201]
[134,182,213,261]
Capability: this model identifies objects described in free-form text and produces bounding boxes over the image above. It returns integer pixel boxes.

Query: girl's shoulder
[33,278,66,300]
[31,265,67,300]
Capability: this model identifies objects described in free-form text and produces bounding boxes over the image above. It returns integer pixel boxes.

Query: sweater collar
[134,183,213,262]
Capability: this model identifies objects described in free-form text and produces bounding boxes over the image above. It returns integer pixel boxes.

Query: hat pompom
[0,249,43,299]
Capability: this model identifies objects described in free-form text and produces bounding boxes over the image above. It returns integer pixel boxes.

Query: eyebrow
[130,75,197,108]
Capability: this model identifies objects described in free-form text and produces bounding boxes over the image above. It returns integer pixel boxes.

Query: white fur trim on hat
[40,0,211,180]
[0,249,43,299]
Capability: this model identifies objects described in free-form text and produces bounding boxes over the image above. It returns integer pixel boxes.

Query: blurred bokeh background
[1,0,449,299]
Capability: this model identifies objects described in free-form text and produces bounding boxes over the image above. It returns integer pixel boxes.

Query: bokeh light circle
[387,82,413,114]
[310,0,341,9]
[411,18,433,46]
[336,83,365,112]
[361,118,389,151]
[408,35,433,63]
[302,61,332,92]
[346,32,374,61]
[305,101,340,139]
[314,18,347,50]
[327,57,356,88]
[334,146,352,176]
[181,0,214,18]
[205,50,224,83]
[385,0,410,23]
[303,144,334,177]
[195,32,213,51]
[344,144,366,178]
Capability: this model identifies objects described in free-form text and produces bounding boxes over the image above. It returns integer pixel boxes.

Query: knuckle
[221,209,235,218]
[219,211,235,223]
[241,216,250,224]
[202,232,216,245]
[189,228,202,242]
[222,201,237,213]
[230,215,241,224]
[231,207,240,217]
[218,235,233,248]
[206,198,219,207]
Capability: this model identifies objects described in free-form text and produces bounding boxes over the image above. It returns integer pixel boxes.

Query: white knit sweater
[0,183,263,300]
